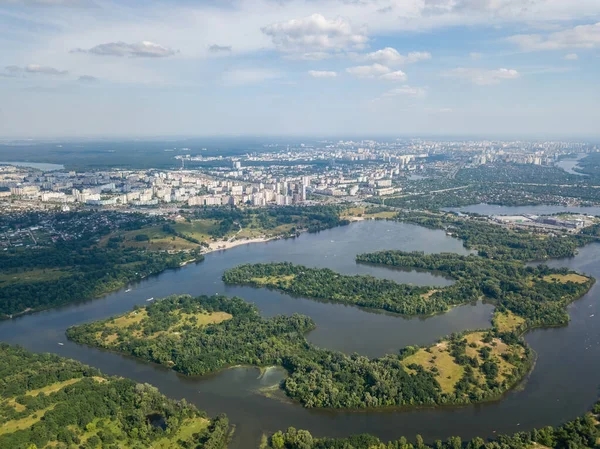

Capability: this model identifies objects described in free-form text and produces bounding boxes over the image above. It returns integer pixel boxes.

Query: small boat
[590,314,595,317]
[146,297,154,302]
[125,288,131,293]
[58,342,64,346]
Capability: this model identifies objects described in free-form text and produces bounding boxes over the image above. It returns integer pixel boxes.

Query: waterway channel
[0,220,598,447]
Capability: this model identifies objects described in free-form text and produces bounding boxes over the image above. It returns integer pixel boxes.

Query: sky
[1,0,600,139]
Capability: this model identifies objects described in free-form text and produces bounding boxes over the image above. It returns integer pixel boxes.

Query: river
[0,220,599,447]
[556,154,587,176]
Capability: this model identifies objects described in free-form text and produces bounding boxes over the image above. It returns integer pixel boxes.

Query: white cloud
[78,75,98,82]
[444,67,520,85]
[347,64,408,82]
[380,70,408,82]
[564,53,579,60]
[469,52,483,59]
[3,64,68,76]
[365,47,431,65]
[308,70,337,78]
[507,22,600,51]
[222,69,281,85]
[208,44,232,53]
[382,85,427,98]
[346,63,391,78]
[72,41,178,57]
[261,13,368,54]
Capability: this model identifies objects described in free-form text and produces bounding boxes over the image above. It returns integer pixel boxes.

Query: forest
[265,402,600,449]
[222,262,445,315]
[0,210,205,318]
[0,241,203,318]
[189,205,350,237]
[356,251,593,329]
[0,344,230,449]
[67,294,534,410]
[223,252,593,329]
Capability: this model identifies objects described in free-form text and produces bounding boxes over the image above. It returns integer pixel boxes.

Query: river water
[0,220,599,447]
[556,154,587,176]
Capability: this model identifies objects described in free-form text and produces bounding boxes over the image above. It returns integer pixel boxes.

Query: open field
[0,404,56,435]
[542,273,590,284]
[493,311,526,333]
[94,306,232,346]
[342,207,398,220]
[402,331,525,395]
[402,342,463,393]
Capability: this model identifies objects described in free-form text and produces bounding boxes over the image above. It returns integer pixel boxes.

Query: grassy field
[250,274,296,288]
[0,268,71,286]
[493,311,526,333]
[153,417,210,449]
[402,342,463,393]
[95,307,232,345]
[0,404,57,435]
[402,331,525,395]
[542,273,590,284]
[342,207,398,220]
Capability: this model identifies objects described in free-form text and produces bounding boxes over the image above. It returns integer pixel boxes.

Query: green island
[67,292,539,410]
[222,253,594,327]
[0,344,230,449]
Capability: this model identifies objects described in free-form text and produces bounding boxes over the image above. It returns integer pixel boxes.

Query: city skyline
[1,0,600,138]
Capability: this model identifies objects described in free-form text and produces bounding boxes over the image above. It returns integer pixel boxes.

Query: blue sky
[1,0,599,138]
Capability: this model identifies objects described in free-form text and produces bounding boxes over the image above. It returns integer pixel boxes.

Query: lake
[0,220,598,447]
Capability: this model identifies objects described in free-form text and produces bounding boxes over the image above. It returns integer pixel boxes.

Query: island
[0,344,230,449]
[68,293,537,410]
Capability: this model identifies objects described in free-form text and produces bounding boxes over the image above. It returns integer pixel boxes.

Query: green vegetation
[67,294,533,410]
[0,211,205,319]
[265,403,600,449]
[223,262,458,316]
[356,251,593,328]
[395,211,596,261]
[0,241,203,319]
[67,295,315,377]
[189,205,350,238]
[370,163,600,210]
[222,250,593,328]
[0,344,230,449]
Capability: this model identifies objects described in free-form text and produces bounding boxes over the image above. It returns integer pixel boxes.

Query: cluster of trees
[267,405,599,449]
[356,251,593,329]
[222,262,460,316]
[191,205,349,238]
[68,295,530,410]
[0,344,230,449]
[0,211,206,318]
[67,295,316,376]
[395,212,593,261]
[0,242,203,318]
[222,250,593,329]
